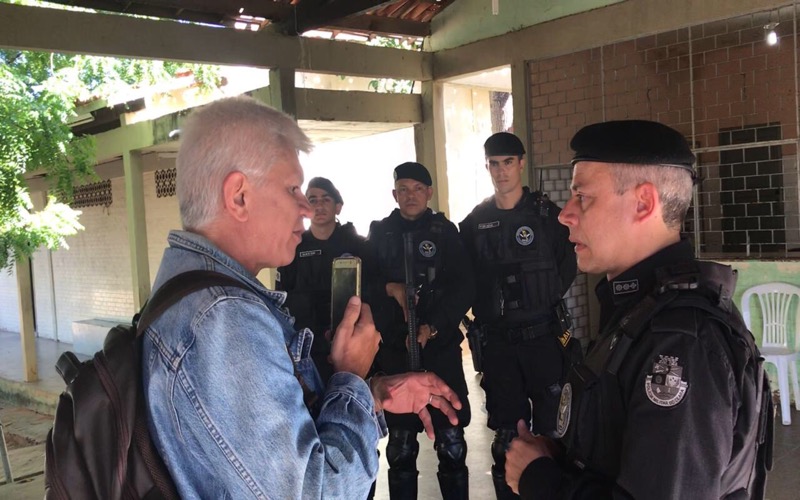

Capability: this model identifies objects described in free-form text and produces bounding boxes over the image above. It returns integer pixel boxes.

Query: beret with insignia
[484,132,526,157]
[570,120,696,178]
[394,161,432,186]
[307,176,343,204]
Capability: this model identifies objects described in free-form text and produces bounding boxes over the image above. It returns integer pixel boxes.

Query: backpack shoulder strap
[138,269,321,412]
[136,270,250,335]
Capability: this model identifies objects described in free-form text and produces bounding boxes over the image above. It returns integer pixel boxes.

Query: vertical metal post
[0,419,13,484]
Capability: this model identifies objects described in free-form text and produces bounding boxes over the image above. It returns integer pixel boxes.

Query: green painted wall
[429,0,624,51]
[718,259,800,399]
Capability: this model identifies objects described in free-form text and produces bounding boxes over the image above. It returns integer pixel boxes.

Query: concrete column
[122,149,151,310]
[269,67,297,117]
[415,80,449,215]
[15,255,36,382]
[511,59,532,189]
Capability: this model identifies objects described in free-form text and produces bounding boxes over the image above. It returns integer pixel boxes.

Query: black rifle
[403,232,422,371]
[461,316,484,373]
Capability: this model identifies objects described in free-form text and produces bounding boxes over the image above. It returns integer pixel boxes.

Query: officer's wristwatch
[428,325,438,340]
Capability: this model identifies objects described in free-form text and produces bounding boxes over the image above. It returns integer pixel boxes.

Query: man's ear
[335,203,343,216]
[425,186,434,202]
[392,189,399,203]
[633,182,658,222]
[222,171,249,222]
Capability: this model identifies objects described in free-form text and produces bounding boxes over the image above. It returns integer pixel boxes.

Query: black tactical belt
[485,319,559,344]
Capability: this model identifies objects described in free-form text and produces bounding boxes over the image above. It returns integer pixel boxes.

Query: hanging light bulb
[764,22,779,46]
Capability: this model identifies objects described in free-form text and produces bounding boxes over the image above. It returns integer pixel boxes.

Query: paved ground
[0,398,52,497]
[2,376,800,499]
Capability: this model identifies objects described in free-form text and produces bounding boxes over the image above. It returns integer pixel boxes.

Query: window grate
[155,168,176,198]
[72,180,112,209]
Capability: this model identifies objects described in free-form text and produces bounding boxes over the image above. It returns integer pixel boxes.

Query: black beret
[307,177,343,204]
[394,162,432,186]
[484,132,525,156]
[571,120,696,176]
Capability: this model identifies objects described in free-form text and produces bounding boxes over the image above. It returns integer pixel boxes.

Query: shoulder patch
[554,382,572,438]
[645,355,688,407]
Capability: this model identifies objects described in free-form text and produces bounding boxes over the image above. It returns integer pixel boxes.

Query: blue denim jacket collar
[166,229,296,321]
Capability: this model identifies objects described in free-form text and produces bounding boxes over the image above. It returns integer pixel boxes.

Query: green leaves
[0,48,220,270]
[0,190,83,272]
[366,37,420,94]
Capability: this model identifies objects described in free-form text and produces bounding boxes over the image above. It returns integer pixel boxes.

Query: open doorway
[442,66,512,224]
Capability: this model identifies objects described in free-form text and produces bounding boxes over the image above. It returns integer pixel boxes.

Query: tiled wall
[540,166,589,341]
[527,5,800,338]
[529,8,798,170]
[0,165,181,341]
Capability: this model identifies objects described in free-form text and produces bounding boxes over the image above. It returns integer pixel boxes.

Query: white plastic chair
[741,283,800,425]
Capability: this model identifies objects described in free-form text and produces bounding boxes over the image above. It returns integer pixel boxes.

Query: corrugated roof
[40,0,458,38]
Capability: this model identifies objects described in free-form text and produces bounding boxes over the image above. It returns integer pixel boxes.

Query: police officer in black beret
[276,177,366,383]
[458,132,577,500]
[505,120,773,499]
[366,162,473,500]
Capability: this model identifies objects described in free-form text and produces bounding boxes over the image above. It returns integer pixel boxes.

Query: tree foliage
[0,46,220,271]
[367,37,421,94]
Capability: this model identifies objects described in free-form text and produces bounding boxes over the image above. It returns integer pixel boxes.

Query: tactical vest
[555,261,773,499]
[468,192,562,326]
[282,223,362,334]
[373,213,447,328]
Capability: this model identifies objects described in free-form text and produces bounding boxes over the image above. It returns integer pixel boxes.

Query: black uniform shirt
[276,222,365,336]
[459,187,576,327]
[519,240,761,499]
[366,208,475,351]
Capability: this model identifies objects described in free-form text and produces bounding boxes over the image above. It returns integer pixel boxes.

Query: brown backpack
[44,270,248,500]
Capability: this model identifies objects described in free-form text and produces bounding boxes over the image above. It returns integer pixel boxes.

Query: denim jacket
[142,230,387,499]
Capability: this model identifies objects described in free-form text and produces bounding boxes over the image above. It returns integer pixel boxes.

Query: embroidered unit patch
[555,382,572,438]
[645,355,688,407]
[515,226,534,246]
[419,240,437,258]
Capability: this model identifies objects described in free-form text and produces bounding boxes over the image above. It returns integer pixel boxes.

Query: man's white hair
[176,96,312,231]
[609,163,694,230]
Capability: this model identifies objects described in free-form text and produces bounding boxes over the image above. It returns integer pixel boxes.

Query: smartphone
[330,256,362,333]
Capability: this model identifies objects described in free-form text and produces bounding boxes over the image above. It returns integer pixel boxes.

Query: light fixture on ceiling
[764,9,780,47]
[764,22,779,45]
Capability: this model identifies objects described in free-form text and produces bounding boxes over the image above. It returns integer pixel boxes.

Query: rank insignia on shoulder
[557,330,571,348]
[645,355,688,407]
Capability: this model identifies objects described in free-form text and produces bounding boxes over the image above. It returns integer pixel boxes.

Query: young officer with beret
[367,162,474,500]
[505,120,773,499]
[458,132,577,500]
[276,177,366,382]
